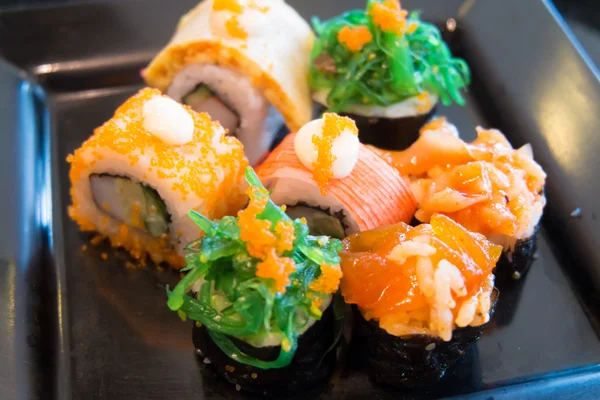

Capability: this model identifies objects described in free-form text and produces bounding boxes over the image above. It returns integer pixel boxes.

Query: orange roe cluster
[416,91,432,113]
[238,186,298,293]
[309,263,343,295]
[213,0,243,13]
[212,0,269,41]
[337,25,373,52]
[67,88,247,269]
[224,15,247,40]
[368,0,416,36]
[312,113,358,195]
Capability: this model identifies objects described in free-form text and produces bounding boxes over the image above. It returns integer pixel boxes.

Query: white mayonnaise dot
[142,96,194,145]
[294,117,360,179]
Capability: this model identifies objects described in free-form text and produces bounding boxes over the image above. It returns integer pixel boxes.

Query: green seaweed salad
[167,167,344,369]
[310,0,470,112]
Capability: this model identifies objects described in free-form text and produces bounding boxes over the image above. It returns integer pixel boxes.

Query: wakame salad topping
[167,167,343,369]
[310,0,471,112]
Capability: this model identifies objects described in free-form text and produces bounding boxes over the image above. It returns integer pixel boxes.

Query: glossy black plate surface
[1,0,600,399]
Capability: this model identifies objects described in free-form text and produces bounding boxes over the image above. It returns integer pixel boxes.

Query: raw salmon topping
[340,214,501,341]
[370,120,547,241]
[337,25,373,52]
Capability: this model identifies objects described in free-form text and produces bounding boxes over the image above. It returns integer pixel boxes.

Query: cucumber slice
[182,84,214,105]
[142,185,170,237]
[285,205,346,239]
[90,174,170,237]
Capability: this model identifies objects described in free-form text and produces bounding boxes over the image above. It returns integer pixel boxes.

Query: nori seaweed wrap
[340,215,502,387]
[167,168,344,394]
[495,223,540,285]
[309,0,470,150]
[193,305,336,394]
[351,290,498,387]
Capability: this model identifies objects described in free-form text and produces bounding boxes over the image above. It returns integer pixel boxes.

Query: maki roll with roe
[340,214,501,387]
[256,113,416,238]
[145,0,314,164]
[370,118,547,282]
[167,168,344,394]
[309,0,470,150]
[67,88,248,268]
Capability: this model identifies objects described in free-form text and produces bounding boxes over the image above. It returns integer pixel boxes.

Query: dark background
[0,0,598,68]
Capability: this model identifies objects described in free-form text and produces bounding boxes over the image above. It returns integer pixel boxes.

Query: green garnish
[310,0,471,112]
[167,167,343,369]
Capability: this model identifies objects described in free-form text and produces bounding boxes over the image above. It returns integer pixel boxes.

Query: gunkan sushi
[340,214,501,387]
[369,118,547,282]
[144,0,314,164]
[309,0,470,150]
[67,88,248,268]
[167,168,343,394]
[256,113,416,238]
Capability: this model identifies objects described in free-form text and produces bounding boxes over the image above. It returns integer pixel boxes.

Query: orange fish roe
[312,113,358,195]
[213,0,242,13]
[237,186,298,293]
[225,15,248,39]
[416,91,432,114]
[274,220,295,254]
[256,249,296,293]
[309,264,343,295]
[337,25,373,52]
[368,0,409,36]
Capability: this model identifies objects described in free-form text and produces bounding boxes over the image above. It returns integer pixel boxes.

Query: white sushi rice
[264,172,360,234]
[386,235,495,341]
[312,89,438,118]
[167,64,284,165]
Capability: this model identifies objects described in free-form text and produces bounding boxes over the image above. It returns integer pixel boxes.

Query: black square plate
[1,0,600,399]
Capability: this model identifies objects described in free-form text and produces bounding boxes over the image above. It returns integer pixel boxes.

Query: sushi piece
[167,168,344,394]
[340,214,501,387]
[67,88,248,268]
[144,0,314,164]
[256,113,417,238]
[309,0,470,149]
[369,118,547,282]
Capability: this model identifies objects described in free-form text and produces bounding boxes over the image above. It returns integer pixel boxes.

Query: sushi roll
[309,0,470,150]
[340,214,501,387]
[144,0,314,164]
[369,118,547,282]
[256,113,417,238]
[67,88,248,268]
[167,168,343,394]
